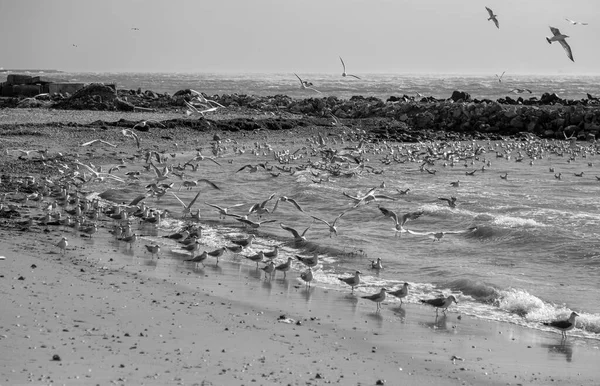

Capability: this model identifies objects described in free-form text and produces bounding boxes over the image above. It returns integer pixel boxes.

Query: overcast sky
[1,0,598,75]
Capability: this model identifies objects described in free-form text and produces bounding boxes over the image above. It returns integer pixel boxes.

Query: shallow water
[90,131,600,341]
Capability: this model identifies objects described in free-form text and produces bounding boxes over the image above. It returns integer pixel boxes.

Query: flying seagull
[565,18,588,26]
[339,56,361,79]
[546,26,574,62]
[294,73,321,93]
[485,7,499,29]
[495,71,505,83]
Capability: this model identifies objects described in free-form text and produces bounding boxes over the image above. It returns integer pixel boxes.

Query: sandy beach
[1,109,600,386]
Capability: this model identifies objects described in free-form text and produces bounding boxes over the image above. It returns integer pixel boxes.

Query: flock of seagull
[2,116,594,338]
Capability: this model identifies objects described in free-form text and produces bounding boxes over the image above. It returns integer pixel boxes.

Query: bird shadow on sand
[365,311,384,328]
[420,314,456,333]
[541,341,574,362]
[391,305,406,321]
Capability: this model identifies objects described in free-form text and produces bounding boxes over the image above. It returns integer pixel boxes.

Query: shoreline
[1,221,599,385]
[1,108,600,385]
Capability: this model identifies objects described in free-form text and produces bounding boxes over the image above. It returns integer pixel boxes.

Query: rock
[450,90,471,102]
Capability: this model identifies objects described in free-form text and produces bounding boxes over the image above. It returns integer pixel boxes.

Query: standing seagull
[339,57,361,79]
[485,7,499,29]
[420,295,458,315]
[388,282,410,305]
[362,288,387,312]
[294,73,321,93]
[543,311,579,339]
[338,270,362,293]
[546,26,574,62]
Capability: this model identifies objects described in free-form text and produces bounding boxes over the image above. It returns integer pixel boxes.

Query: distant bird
[132,120,164,131]
[500,172,508,180]
[205,202,244,219]
[450,180,460,187]
[272,196,304,213]
[280,223,312,242]
[236,163,268,173]
[338,270,362,293]
[543,311,579,339]
[121,128,141,148]
[362,288,387,312]
[546,26,574,62]
[485,6,499,29]
[296,253,318,268]
[56,236,68,255]
[495,71,505,83]
[510,88,532,94]
[261,261,275,280]
[310,212,345,237]
[574,172,584,177]
[300,267,313,287]
[388,283,409,304]
[294,73,321,93]
[144,244,161,258]
[80,139,117,148]
[565,18,588,26]
[339,56,361,79]
[275,257,294,278]
[236,218,276,229]
[420,295,458,315]
[555,173,562,180]
[438,196,457,208]
[131,27,140,31]
[185,250,208,267]
[378,207,424,233]
[371,257,383,270]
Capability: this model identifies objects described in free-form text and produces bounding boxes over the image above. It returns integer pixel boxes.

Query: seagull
[388,283,409,304]
[546,26,574,62]
[370,257,383,270]
[343,187,395,208]
[272,196,304,213]
[179,179,220,191]
[56,236,68,255]
[338,270,361,293]
[275,257,294,278]
[495,71,505,83]
[80,139,117,148]
[144,244,160,258]
[294,73,321,93]
[510,88,532,94]
[230,234,255,249]
[184,100,219,117]
[207,246,227,264]
[121,128,141,148]
[171,181,219,217]
[420,295,458,315]
[263,245,280,260]
[205,202,245,219]
[500,172,508,180]
[236,163,268,173]
[296,253,318,268]
[362,288,387,312]
[438,196,457,208]
[300,267,313,288]
[185,250,208,267]
[245,251,265,268]
[565,18,588,26]
[310,212,345,237]
[280,223,312,242]
[378,207,424,233]
[485,6,499,29]
[261,261,276,280]
[248,193,277,218]
[236,217,277,229]
[543,312,579,339]
[339,56,361,79]
[131,27,140,31]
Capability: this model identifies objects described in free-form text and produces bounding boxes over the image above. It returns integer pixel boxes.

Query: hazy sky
[1,0,598,75]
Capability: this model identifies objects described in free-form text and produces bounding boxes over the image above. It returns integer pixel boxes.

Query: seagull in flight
[294,73,321,93]
[546,26,574,62]
[121,128,141,148]
[495,71,505,83]
[485,7,499,29]
[565,18,588,26]
[310,212,346,237]
[378,207,424,234]
[339,57,361,79]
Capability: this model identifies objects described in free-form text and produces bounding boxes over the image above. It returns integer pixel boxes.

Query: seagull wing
[294,73,303,86]
[349,74,361,79]
[188,190,202,209]
[485,6,493,17]
[280,223,301,239]
[549,26,561,37]
[339,56,346,72]
[170,192,187,209]
[558,39,574,61]
[236,164,251,173]
[310,215,331,227]
[332,211,346,226]
[197,178,220,190]
[286,198,304,212]
[80,139,99,147]
[493,17,499,29]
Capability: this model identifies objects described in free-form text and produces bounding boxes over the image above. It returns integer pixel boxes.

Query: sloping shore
[1,108,600,385]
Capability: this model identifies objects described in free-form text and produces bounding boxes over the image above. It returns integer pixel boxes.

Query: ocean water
[10,70,599,339]
[88,128,600,341]
[5,71,600,101]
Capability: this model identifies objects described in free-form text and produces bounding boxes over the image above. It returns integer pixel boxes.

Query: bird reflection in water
[392,306,406,322]
[366,311,384,329]
[422,314,457,333]
[542,341,574,363]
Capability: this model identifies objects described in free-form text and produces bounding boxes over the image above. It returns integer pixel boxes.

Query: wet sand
[1,108,599,385]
